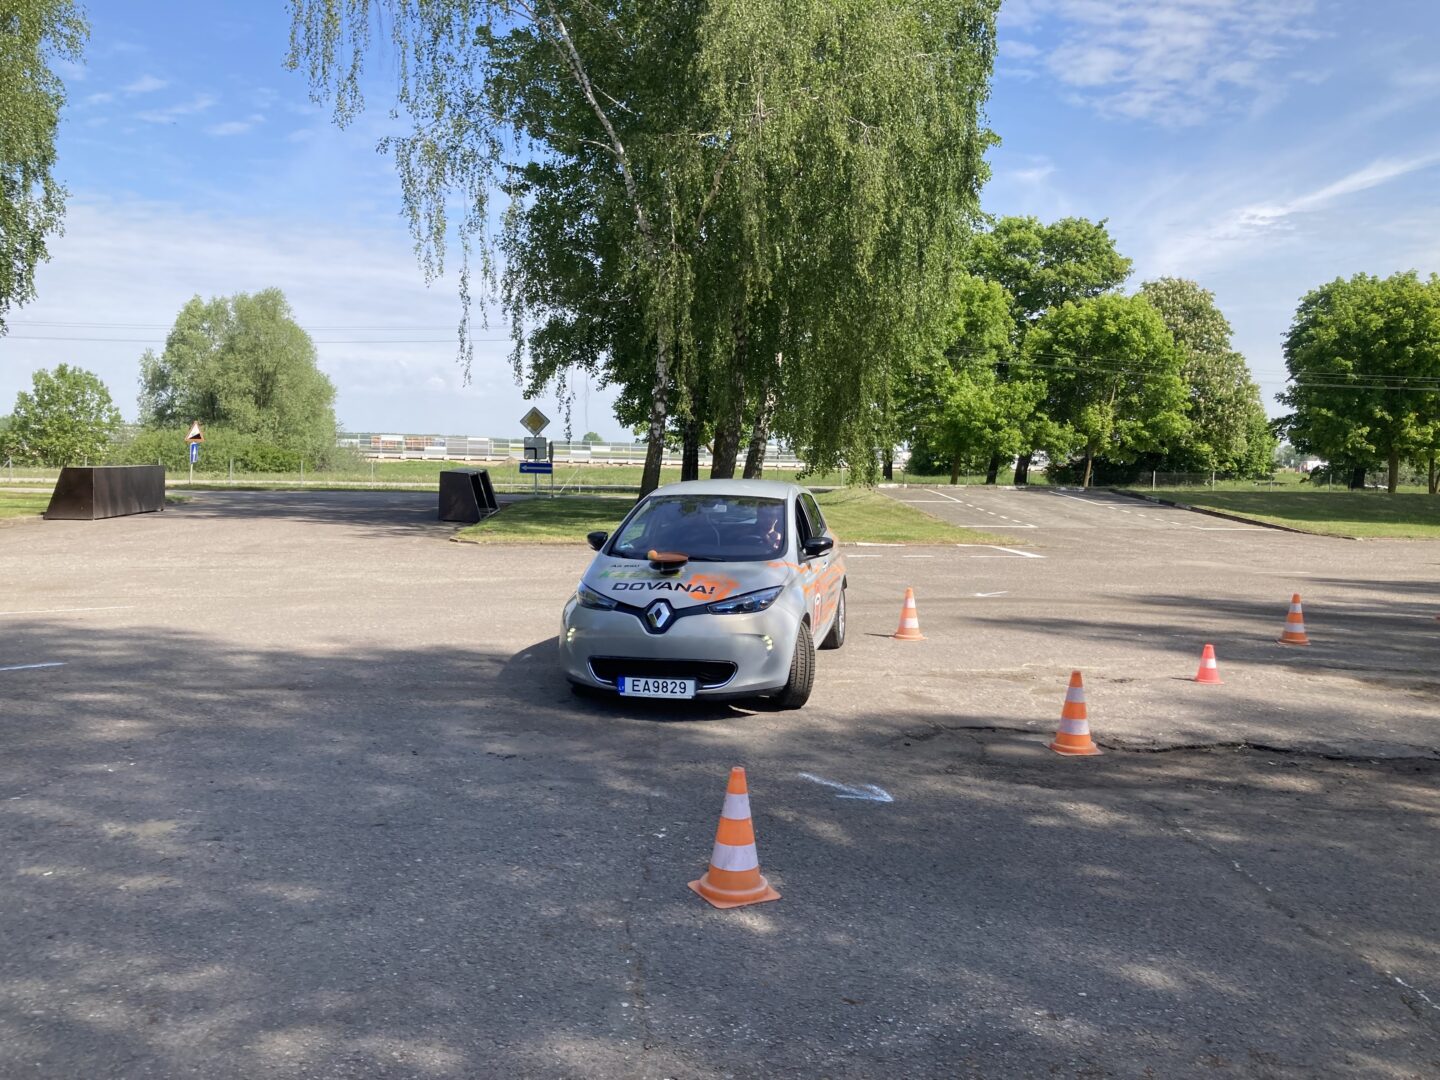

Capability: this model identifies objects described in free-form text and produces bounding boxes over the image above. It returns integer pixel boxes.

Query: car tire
[819,586,846,650]
[773,619,816,709]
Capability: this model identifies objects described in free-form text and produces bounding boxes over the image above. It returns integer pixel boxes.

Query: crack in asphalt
[1141,797,1440,1034]
[894,723,1440,763]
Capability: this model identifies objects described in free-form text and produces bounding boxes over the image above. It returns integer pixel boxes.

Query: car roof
[647,478,802,500]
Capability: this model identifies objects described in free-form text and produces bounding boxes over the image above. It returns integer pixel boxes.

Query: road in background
[2,490,1436,1078]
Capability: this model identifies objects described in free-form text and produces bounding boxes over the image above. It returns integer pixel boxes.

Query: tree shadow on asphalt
[3,620,1439,1078]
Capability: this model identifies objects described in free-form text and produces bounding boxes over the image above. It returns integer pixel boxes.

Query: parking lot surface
[2,489,1437,1079]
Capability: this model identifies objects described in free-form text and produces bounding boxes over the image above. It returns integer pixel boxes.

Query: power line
[7,319,492,331]
[2,334,511,344]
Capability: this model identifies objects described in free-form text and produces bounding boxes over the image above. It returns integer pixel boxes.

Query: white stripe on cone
[709,841,759,872]
[720,793,751,821]
[1059,717,1090,735]
[1064,687,1086,704]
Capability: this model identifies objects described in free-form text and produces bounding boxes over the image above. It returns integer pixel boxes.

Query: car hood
[584,553,794,608]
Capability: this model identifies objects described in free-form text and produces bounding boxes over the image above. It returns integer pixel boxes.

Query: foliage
[138,289,340,464]
[966,216,1133,330]
[1025,295,1188,487]
[957,216,1132,479]
[1278,271,1440,493]
[898,275,1032,480]
[5,364,121,466]
[0,0,86,333]
[1138,277,1273,476]
[288,0,1000,493]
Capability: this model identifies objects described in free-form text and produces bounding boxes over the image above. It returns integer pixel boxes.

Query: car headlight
[576,582,618,610]
[707,585,783,615]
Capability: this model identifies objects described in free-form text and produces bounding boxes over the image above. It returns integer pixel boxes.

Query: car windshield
[610,494,787,562]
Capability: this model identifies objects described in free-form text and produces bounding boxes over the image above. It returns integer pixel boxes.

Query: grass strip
[456,488,1007,546]
[0,490,50,521]
[1147,489,1440,539]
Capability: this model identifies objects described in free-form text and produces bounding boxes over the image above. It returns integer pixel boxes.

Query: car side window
[801,493,827,536]
[794,498,812,546]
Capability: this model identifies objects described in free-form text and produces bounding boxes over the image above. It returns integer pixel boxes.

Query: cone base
[1277,637,1310,646]
[892,630,926,641]
[1049,740,1102,756]
[688,877,781,909]
[1194,673,1223,684]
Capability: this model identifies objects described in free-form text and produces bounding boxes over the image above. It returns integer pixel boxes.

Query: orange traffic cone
[1194,643,1223,684]
[689,767,781,909]
[1278,593,1310,645]
[892,588,925,641]
[1049,671,1102,756]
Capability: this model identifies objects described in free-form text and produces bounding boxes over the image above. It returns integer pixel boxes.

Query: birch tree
[288,0,999,494]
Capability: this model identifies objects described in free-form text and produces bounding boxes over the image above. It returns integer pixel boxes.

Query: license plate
[618,676,696,699]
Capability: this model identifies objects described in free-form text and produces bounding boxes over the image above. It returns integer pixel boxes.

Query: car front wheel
[773,619,816,709]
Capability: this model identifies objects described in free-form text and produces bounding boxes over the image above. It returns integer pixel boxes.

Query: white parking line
[0,662,66,673]
[957,545,1045,559]
[0,606,132,617]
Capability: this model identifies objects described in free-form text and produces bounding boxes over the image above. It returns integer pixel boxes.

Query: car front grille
[588,657,738,690]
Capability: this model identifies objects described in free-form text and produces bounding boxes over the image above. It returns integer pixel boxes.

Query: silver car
[559,479,846,708]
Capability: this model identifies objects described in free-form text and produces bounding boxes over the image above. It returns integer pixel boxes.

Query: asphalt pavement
[1,488,1436,1079]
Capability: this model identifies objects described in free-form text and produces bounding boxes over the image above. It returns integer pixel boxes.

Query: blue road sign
[518,460,553,475]
[189,442,200,464]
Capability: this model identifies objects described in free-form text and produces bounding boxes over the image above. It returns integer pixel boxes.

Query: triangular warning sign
[186,421,204,443]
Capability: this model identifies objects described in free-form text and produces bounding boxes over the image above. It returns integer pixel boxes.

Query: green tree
[7,364,121,466]
[1279,272,1440,494]
[965,216,1132,482]
[581,431,603,444]
[290,0,999,495]
[0,0,87,333]
[900,275,1033,482]
[1138,277,1273,475]
[1026,295,1188,488]
[138,289,338,461]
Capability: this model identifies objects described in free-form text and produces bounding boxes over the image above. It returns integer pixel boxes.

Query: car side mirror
[586,531,608,551]
[802,536,834,559]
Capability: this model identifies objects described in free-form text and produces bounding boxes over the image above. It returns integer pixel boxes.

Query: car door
[796,492,840,635]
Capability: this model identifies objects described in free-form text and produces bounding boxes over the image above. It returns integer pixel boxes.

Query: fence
[339,432,806,469]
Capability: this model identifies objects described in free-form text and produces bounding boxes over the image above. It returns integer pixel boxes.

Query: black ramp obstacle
[44,466,166,521]
[438,468,499,523]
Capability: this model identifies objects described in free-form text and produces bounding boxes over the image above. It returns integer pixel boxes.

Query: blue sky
[4,0,1439,440]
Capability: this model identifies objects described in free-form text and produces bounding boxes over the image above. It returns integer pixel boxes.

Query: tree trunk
[710,365,746,480]
[984,452,1001,485]
[1348,466,1366,491]
[741,391,774,480]
[1387,449,1400,494]
[1428,451,1437,495]
[1015,452,1032,486]
[1082,451,1094,489]
[882,449,893,481]
[638,340,671,498]
[680,418,700,482]
[950,458,960,485]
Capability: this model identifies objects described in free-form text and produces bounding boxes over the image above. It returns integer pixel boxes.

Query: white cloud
[122,74,168,95]
[136,94,218,125]
[81,91,115,106]
[1158,151,1440,270]
[2,198,616,436]
[207,114,266,137]
[1021,0,1320,125]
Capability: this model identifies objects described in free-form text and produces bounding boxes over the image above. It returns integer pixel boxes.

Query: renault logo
[644,599,673,632]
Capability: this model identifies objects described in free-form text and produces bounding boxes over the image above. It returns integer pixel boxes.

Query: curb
[1105,488,1361,540]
